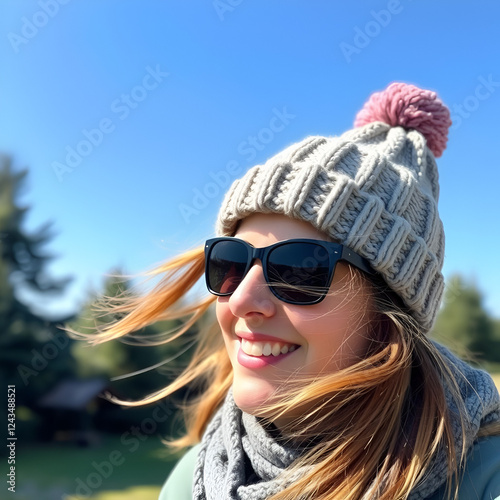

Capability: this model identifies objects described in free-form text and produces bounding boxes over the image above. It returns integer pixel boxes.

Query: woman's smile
[240,338,298,357]
[236,331,300,357]
[216,213,374,427]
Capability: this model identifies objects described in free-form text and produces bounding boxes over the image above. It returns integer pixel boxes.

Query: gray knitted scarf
[193,344,500,500]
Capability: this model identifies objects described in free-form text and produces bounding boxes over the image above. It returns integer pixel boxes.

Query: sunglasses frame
[204,237,375,305]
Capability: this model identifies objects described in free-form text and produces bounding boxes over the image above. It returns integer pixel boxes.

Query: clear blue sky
[1,0,499,319]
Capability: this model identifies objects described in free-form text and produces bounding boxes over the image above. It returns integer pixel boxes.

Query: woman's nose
[228,263,277,319]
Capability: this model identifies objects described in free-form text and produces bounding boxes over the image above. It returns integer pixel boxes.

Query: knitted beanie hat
[216,82,452,332]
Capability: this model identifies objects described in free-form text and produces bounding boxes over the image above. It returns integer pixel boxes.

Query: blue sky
[1,0,499,319]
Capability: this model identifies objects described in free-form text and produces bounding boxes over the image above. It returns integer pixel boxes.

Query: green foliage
[0,157,71,294]
[0,156,75,443]
[432,274,500,364]
[68,271,198,436]
[70,271,196,401]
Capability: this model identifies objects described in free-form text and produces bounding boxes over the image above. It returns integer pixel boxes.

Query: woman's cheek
[215,299,232,331]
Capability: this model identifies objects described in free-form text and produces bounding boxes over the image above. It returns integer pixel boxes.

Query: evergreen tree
[0,157,70,296]
[71,271,196,399]
[70,271,198,433]
[432,274,499,363]
[0,156,74,441]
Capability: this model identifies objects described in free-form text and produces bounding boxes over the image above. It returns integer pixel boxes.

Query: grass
[16,433,180,500]
[67,486,162,500]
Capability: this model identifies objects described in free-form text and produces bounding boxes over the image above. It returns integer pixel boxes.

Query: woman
[74,82,500,499]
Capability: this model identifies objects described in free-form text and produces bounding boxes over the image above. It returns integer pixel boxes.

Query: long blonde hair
[69,245,498,500]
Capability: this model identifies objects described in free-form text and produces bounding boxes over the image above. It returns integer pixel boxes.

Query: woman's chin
[231,376,280,417]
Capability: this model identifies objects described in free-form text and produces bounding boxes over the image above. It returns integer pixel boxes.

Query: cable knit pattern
[216,82,450,332]
[192,389,305,500]
[193,346,500,499]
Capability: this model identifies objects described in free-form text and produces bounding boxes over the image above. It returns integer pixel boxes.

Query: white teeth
[241,338,298,358]
[271,343,281,356]
[241,339,249,355]
[250,342,263,356]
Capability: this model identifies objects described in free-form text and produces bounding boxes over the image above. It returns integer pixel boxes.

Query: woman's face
[215,213,375,429]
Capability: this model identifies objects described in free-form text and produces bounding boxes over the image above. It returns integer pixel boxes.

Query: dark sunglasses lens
[208,240,249,295]
[267,243,331,303]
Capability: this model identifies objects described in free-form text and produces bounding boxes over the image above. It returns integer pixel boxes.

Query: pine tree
[70,270,198,433]
[432,274,499,363]
[0,156,74,439]
[70,271,196,400]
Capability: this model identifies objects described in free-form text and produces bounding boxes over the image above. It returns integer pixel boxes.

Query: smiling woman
[71,82,500,500]
[215,214,376,427]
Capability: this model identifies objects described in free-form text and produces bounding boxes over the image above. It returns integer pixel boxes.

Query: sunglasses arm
[340,247,375,276]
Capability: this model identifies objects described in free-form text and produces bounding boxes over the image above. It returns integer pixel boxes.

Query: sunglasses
[204,237,374,305]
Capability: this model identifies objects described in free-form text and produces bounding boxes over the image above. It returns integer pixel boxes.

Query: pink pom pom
[354,82,451,157]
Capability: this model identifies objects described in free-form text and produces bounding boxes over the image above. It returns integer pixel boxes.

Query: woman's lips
[236,331,299,344]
